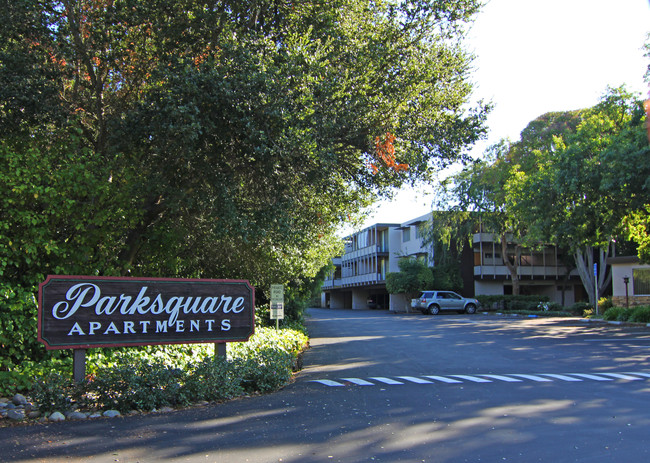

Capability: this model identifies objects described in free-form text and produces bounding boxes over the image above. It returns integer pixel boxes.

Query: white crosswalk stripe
[311,379,345,386]
[423,375,463,383]
[599,373,643,380]
[397,376,434,384]
[540,374,583,382]
[308,371,650,387]
[369,377,404,385]
[570,373,613,381]
[510,374,553,382]
[341,378,375,386]
[450,375,492,383]
[481,374,524,382]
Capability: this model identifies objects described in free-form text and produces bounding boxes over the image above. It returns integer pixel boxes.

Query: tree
[2,0,488,289]
[435,141,530,294]
[507,87,650,304]
[386,258,433,311]
[420,211,474,292]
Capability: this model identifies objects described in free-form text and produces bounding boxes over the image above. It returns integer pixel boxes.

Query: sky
[357,0,650,229]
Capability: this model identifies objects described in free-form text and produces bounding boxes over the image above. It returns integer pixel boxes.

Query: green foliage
[0,284,71,370]
[24,326,308,414]
[603,305,650,323]
[629,306,650,323]
[476,294,550,311]
[430,262,464,292]
[236,350,295,393]
[603,306,632,321]
[598,296,613,312]
[87,359,186,412]
[182,356,244,403]
[31,372,80,414]
[1,0,487,296]
[569,302,594,317]
[0,370,33,397]
[386,258,434,297]
[625,206,650,263]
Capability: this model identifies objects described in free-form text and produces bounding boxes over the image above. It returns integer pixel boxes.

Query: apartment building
[321,213,583,311]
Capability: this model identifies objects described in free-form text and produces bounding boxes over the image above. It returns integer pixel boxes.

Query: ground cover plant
[603,305,650,323]
[26,325,308,416]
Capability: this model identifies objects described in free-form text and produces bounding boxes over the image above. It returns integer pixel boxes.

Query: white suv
[411,291,479,315]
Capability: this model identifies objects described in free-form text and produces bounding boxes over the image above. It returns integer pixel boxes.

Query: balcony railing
[322,273,385,288]
[474,265,577,278]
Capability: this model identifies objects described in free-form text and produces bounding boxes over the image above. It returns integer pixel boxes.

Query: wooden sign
[38,275,255,350]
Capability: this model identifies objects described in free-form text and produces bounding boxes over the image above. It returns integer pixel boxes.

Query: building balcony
[340,273,385,287]
[341,245,390,261]
[321,278,343,289]
[474,265,577,279]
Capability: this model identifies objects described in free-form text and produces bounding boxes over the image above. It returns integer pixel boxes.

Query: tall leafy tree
[508,87,650,304]
[434,141,530,294]
[386,257,433,311]
[2,0,488,290]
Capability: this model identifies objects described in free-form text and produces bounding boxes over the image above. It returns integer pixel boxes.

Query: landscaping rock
[49,412,66,422]
[8,409,26,421]
[103,410,121,418]
[66,411,88,420]
[12,394,28,406]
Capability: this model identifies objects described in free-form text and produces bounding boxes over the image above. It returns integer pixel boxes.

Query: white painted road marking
[450,375,492,383]
[423,375,463,383]
[481,374,523,382]
[599,373,643,380]
[309,372,650,387]
[570,373,613,381]
[397,376,434,384]
[510,374,553,382]
[312,379,345,386]
[541,374,583,382]
[341,378,375,386]
[370,377,404,385]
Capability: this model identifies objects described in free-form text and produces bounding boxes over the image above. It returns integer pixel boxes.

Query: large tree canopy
[1,0,488,290]
[435,87,649,305]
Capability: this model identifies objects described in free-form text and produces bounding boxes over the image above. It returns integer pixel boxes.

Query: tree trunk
[117,195,166,274]
[500,232,520,295]
[573,244,612,306]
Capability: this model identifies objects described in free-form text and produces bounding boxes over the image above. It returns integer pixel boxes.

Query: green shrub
[629,306,650,323]
[598,296,613,311]
[568,302,593,316]
[182,356,244,403]
[603,306,633,321]
[476,294,550,311]
[236,349,294,393]
[86,358,186,412]
[0,370,33,396]
[31,372,78,414]
[20,323,309,414]
[0,284,58,369]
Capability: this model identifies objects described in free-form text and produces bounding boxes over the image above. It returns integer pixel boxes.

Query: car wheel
[465,303,477,314]
[429,304,440,315]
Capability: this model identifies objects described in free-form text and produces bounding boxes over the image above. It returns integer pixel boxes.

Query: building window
[633,268,650,295]
[402,228,411,242]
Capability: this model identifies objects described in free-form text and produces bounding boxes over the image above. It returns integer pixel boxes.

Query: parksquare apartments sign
[38,276,255,349]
